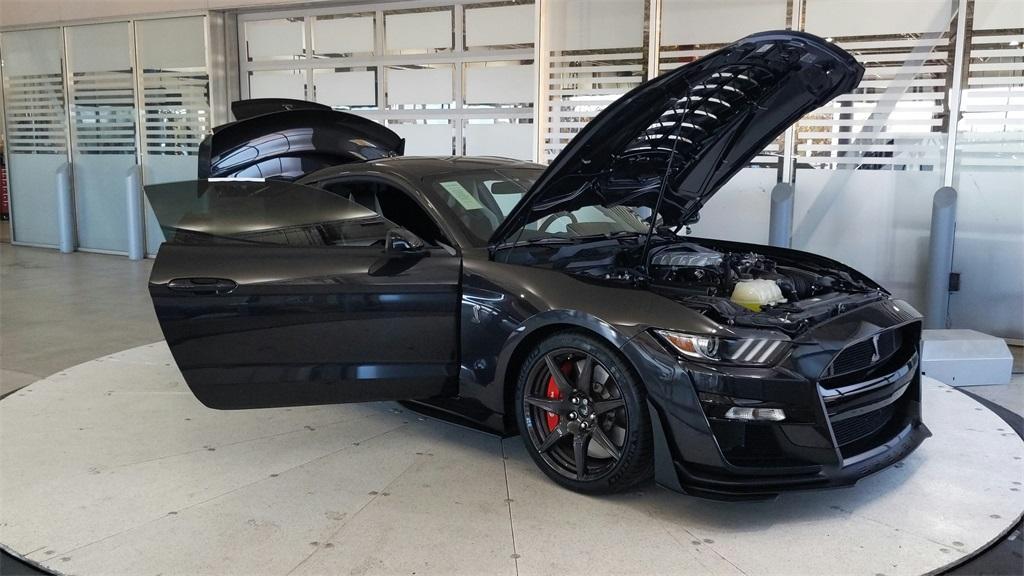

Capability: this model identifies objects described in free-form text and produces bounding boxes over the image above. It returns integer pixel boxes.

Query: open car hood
[490,31,863,245]
[199,103,405,180]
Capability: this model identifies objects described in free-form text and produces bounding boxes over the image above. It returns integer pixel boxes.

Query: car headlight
[653,329,790,366]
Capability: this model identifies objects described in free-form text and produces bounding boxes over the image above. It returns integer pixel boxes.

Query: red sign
[1,165,9,220]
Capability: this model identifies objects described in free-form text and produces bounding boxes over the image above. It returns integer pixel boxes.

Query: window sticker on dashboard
[439,181,484,211]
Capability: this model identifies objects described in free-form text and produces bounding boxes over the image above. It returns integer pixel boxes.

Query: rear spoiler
[231,98,332,121]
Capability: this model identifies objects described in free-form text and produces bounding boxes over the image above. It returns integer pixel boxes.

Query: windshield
[424,167,649,247]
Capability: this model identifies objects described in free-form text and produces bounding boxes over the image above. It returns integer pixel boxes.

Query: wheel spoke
[544,353,574,395]
[590,426,621,461]
[592,397,625,415]
[573,434,589,480]
[524,395,564,413]
[577,355,594,395]
[536,425,567,453]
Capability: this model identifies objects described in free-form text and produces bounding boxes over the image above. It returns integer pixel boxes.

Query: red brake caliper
[545,361,573,431]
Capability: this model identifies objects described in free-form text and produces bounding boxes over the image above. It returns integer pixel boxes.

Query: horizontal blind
[544,48,645,162]
[957,28,1024,168]
[142,69,211,156]
[70,70,136,155]
[795,35,951,170]
[4,72,68,154]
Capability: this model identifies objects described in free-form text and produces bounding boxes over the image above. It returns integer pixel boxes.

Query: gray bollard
[56,163,75,253]
[925,186,957,329]
[126,165,144,260]
[768,182,794,248]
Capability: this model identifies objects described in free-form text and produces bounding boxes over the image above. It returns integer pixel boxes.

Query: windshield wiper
[500,236,581,248]
[566,230,644,243]
[606,230,644,240]
[496,230,642,252]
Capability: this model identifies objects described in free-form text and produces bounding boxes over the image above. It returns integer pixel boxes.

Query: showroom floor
[1,244,1022,575]
[0,242,161,397]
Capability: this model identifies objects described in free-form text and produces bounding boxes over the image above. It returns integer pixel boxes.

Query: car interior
[319,179,451,247]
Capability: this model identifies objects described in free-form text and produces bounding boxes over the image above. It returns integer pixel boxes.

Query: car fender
[492,308,635,387]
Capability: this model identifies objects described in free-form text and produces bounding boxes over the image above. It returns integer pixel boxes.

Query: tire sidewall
[514,330,652,494]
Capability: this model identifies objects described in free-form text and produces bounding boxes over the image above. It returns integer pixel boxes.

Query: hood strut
[639,99,683,276]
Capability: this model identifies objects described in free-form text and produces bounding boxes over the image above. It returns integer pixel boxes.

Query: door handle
[167,277,237,295]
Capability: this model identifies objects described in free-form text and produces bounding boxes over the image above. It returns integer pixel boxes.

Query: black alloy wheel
[515,331,653,494]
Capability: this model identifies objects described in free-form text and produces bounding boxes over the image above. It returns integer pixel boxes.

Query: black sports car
[146,31,929,499]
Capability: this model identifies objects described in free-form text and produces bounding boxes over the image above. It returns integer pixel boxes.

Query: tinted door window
[145,179,391,247]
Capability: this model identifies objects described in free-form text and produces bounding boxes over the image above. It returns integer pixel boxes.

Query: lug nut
[571,397,580,405]
[568,412,577,420]
[580,422,589,430]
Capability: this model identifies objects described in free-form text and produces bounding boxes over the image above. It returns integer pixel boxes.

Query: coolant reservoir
[731,279,786,311]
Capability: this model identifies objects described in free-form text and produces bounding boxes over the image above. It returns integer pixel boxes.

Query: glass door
[65,22,138,253]
[135,16,211,254]
[947,7,1024,340]
[0,28,69,247]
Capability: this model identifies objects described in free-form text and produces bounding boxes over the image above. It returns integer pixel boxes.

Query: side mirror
[385,227,425,255]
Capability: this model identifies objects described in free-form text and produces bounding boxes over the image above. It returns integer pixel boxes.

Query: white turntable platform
[1,342,1021,576]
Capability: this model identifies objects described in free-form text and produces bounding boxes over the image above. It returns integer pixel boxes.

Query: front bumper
[623,299,930,500]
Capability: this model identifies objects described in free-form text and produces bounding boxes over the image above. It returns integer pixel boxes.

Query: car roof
[300,156,545,183]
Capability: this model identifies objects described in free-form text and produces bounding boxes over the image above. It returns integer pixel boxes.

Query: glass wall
[0,28,68,247]
[0,16,212,255]
[794,0,955,312]
[542,0,647,162]
[135,16,211,254]
[65,22,138,252]
[948,1,1024,338]
[239,1,536,160]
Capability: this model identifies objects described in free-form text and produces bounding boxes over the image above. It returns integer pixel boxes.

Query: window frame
[310,173,465,253]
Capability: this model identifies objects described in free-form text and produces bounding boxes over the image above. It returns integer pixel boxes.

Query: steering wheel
[538,211,578,233]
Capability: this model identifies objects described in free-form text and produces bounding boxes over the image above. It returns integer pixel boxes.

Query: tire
[514,330,653,494]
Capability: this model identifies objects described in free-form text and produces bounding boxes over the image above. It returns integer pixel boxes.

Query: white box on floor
[921,329,1013,387]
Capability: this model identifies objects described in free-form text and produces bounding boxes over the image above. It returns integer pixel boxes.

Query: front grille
[827,329,901,379]
[831,403,896,446]
[831,339,877,375]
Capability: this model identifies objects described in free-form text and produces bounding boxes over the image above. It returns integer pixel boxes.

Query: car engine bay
[508,237,887,335]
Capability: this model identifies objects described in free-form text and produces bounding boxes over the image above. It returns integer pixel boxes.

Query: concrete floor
[0,244,161,396]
